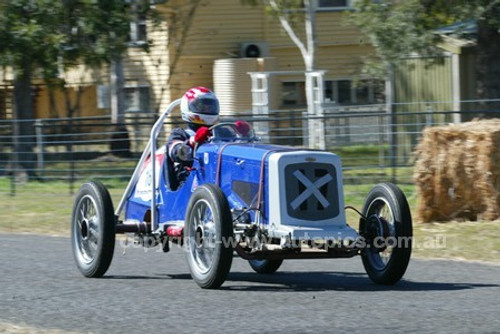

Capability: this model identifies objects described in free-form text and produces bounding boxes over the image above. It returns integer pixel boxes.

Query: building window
[337,80,352,104]
[282,82,307,107]
[0,90,5,120]
[298,0,352,10]
[129,14,147,46]
[355,81,370,105]
[124,86,151,113]
[325,79,385,105]
[324,80,353,104]
[316,0,352,10]
[282,79,385,107]
[318,0,349,7]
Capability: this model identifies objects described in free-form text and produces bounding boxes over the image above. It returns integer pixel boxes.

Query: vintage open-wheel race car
[71,99,413,289]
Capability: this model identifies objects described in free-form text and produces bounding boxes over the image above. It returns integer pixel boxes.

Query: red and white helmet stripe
[180,86,219,126]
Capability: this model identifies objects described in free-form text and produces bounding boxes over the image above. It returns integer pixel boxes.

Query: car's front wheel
[185,184,233,289]
[359,182,412,285]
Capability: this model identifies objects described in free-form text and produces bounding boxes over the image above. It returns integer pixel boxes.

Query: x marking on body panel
[290,170,333,210]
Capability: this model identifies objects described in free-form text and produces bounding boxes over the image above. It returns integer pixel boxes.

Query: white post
[249,72,271,143]
[305,73,315,148]
[305,71,325,149]
[451,53,462,123]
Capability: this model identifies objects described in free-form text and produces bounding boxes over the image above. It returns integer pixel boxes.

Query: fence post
[35,119,44,179]
[425,104,433,127]
[386,65,397,183]
[378,114,385,169]
[66,118,75,195]
[10,128,17,197]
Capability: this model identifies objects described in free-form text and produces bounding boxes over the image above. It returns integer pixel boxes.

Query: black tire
[359,182,412,285]
[71,180,115,278]
[248,259,283,274]
[185,184,233,289]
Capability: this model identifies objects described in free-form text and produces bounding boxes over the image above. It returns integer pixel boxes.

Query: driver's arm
[169,141,193,162]
[167,128,193,163]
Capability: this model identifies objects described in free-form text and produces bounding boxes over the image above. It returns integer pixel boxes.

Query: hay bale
[414,119,500,222]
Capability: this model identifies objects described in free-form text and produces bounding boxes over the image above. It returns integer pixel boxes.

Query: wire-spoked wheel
[359,183,412,285]
[185,184,233,289]
[71,180,115,278]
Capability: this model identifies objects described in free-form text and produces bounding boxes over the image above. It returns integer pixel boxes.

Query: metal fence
[1,101,499,196]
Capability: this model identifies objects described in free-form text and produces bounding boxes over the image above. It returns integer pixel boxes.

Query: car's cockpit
[209,122,258,143]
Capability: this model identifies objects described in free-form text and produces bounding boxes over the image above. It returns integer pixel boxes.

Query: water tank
[213,57,278,117]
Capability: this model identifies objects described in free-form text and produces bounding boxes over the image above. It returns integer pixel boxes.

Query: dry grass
[0,322,81,334]
[412,220,500,263]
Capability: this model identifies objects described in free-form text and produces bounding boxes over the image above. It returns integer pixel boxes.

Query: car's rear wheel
[185,184,233,289]
[248,259,283,274]
[359,182,412,285]
[71,180,115,278]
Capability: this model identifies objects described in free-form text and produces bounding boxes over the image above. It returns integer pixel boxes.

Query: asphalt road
[1,234,499,334]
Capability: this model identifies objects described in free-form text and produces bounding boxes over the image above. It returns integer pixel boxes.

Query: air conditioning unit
[239,42,270,58]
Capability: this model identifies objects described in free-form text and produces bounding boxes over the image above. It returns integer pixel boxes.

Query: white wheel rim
[187,199,217,275]
[366,197,396,271]
[73,195,101,265]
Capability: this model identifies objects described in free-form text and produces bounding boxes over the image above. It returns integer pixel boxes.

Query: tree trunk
[111,56,126,124]
[304,0,316,72]
[13,61,36,177]
[110,56,131,157]
[475,4,500,111]
[303,0,321,148]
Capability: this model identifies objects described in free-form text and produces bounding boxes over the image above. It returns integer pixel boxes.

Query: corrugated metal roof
[435,20,477,36]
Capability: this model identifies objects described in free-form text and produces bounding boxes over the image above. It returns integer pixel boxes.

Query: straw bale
[414,119,500,222]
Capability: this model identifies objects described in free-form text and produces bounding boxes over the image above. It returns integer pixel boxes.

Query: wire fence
[1,101,499,197]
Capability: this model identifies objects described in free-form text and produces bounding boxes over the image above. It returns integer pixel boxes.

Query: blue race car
[71,99,413,289]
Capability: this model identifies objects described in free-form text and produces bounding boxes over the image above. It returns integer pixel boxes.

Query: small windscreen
[211,123,255,143]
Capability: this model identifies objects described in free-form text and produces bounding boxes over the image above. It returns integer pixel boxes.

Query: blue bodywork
[124,140,283,227]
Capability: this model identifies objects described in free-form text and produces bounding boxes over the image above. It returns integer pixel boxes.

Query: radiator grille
[284,162,339,221]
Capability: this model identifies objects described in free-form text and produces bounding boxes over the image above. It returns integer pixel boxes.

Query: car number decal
[134,151,165,202]
[191,175,199,192]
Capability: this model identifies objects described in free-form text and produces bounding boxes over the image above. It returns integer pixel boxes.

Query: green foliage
[0,0,64,78]
[350,0,443,77]
[0,0,157,82]
[349,0,500,78]
[59,0,150,68]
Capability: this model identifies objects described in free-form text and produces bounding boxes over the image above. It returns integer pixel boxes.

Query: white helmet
[180,86,219,126]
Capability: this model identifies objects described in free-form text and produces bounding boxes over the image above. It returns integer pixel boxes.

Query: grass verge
[1,178,498,263]
[0,178,125,236]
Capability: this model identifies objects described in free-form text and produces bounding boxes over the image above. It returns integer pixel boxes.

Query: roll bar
[115,99,182,232]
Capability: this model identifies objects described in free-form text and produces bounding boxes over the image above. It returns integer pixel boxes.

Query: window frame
[315,0,353,12]
[281,81,307,107]
[324,79,385,105]
[124,85,151,113]
[128,15,148,47]
[281,79,385,107]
